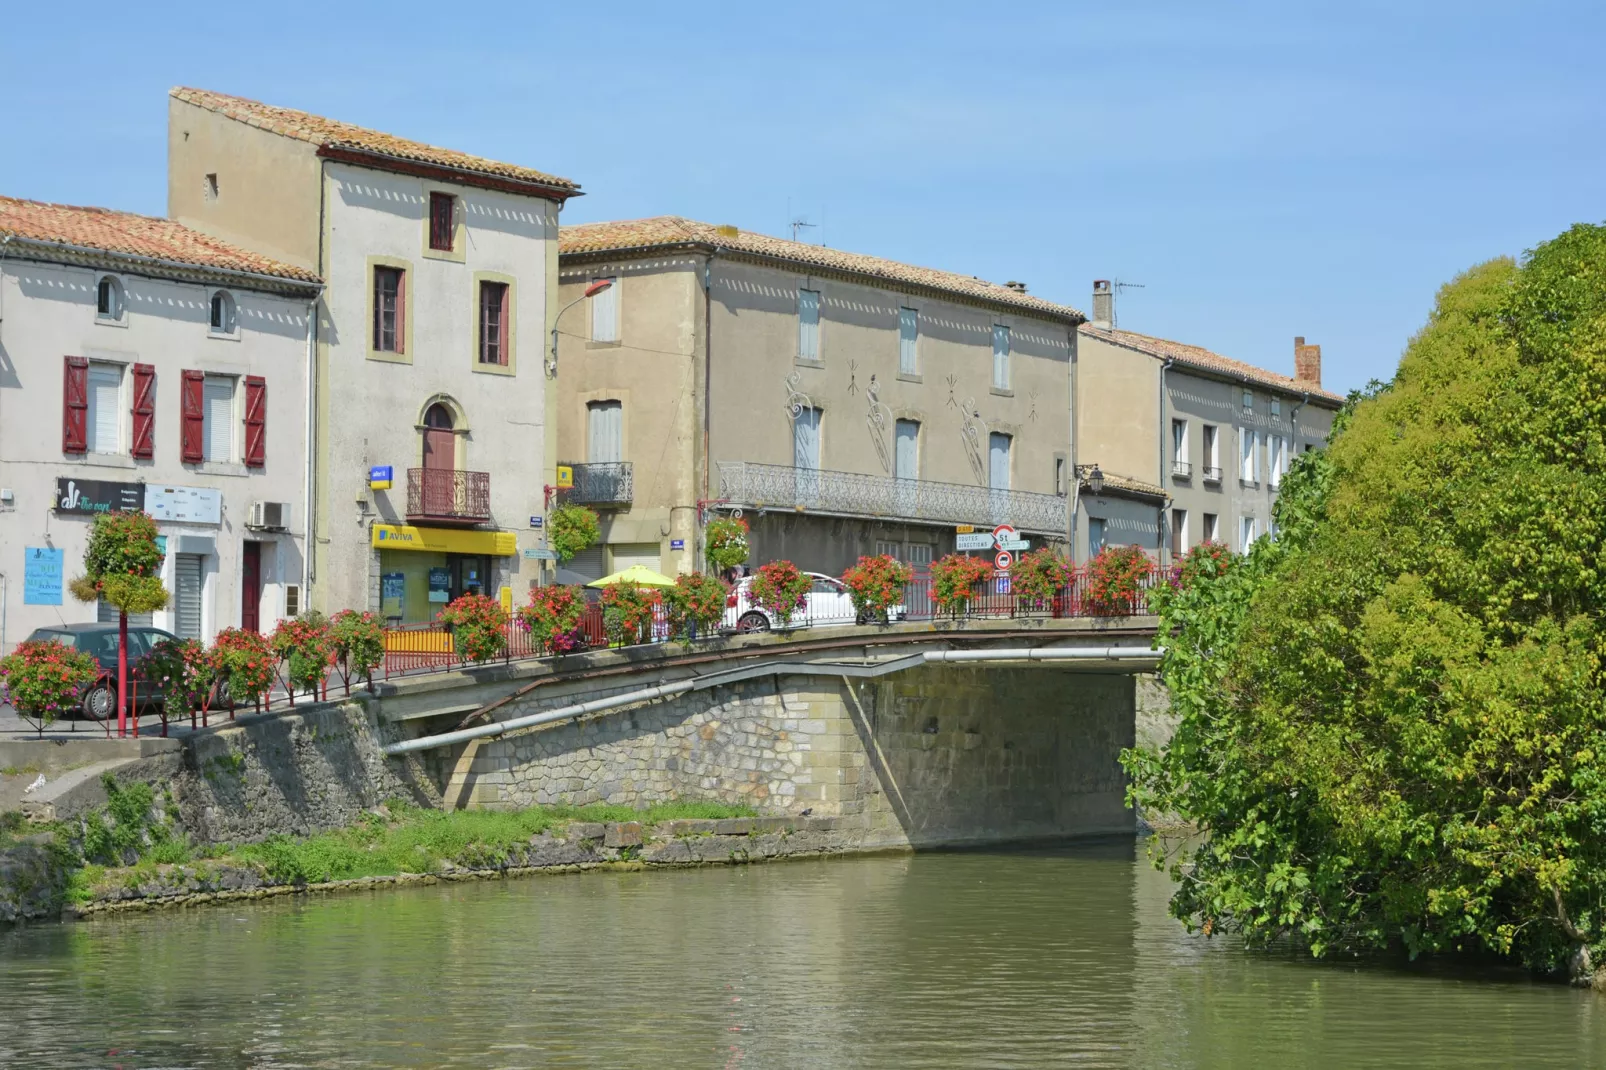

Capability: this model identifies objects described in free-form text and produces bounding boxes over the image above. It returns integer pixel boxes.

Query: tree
[68,511,167,737]
[1125,224,1606,981]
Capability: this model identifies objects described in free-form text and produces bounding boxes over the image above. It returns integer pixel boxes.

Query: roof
[0,195,320,285]
[560,217,1084,323]
[170,87,579,195]
[1085,471,1166,501]
[1080,325,1343,405]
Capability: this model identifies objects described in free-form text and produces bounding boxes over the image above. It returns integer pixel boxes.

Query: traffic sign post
[994,549,1014,571]
[956,532,994,551]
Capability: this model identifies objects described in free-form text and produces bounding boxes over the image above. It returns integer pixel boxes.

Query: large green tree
[1126,223,1606,979]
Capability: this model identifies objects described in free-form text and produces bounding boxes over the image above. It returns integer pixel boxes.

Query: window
[875,540,903,561]
[173,553,204,640]
[591,277,618,342]
[988,432,1011,489]
[86,362,122,454]
[898,307,919,375]
[798,289,820,360]
[1242,389,1254,413]
[1240,515,1258,550]
[1203,512,1220,542]
[1203,424,1220,480]
[1088,518,1107,555]
[793,405,821,469]
[429,192,456,251]
[1171,508,1188,556]
[1268,435,1287,488]
[587,400,623,463]
[1271,397,1281,419]
[96,276,124,322]
[373,266,405,353]
[202,375,235,463]
[1239,428,1258,484]
[204,173,219,202]
[992,324,1011,389]
[478,281,509,365]
[1172,419,1189,475]
[894,419,919,480]
[209,290,236,335]
[1054,455,1067,496]
[907,543,933,567]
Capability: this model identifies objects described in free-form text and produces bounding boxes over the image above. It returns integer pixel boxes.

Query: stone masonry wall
[457,664,1136,849]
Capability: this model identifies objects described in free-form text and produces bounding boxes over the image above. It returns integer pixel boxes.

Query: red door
[242,542,262,632]
[423,404,455,471]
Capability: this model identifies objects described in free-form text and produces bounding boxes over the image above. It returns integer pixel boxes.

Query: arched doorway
[422,403,455,471]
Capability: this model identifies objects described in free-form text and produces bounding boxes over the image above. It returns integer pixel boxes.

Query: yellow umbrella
[586,565,678,588]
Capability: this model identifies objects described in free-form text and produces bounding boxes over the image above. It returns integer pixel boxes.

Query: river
[3,840,1604,1068]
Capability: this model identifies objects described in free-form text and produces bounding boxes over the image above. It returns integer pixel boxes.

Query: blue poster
[24,547,64,605]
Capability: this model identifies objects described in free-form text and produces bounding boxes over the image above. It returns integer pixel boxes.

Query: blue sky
[5,1,1601,393]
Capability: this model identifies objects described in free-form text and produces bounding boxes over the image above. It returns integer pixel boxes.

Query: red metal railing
[406,468,491,522]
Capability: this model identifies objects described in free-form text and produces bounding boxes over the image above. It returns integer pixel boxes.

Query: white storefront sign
[144,484,223,525]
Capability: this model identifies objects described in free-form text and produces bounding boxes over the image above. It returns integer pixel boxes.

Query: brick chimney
[1004,280,1028,293]
[1294,336,1322,386]
[1091,280,1113,329]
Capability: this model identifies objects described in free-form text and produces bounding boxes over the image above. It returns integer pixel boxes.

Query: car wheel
[737,612,771,633]
[81,682,116,723]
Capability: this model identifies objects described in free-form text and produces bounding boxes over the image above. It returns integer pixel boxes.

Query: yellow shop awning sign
[371,524,517,556]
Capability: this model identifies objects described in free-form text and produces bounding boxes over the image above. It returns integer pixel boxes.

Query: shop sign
[371,524,517,556]
[555,465,573,489]
[23,547,64,605]
[428,567,451,603]
[369,465,394,490]
[144,484,222,525]
[55,478,142,516]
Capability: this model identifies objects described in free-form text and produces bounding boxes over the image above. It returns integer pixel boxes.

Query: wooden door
[242,542,262,632]
[423,404,455,471]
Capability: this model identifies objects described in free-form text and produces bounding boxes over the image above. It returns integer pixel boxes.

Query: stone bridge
[370,617,1167,850]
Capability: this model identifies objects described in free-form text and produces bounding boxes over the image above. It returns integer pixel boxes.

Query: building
[0,195,320,651]
[553,217,1085,580]
[166,88,580,622]
[1077,281,1344,562]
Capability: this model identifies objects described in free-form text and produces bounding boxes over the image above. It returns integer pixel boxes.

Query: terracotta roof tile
[561,217,1084,323]
[171,87,578,193]
[1080,325,1343,405]
[0,195,320,284]
[1086,471,1166,500]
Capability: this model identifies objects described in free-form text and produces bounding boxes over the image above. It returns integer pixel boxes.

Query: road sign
[992,524,1018,545]
[955,524,975,534]
[996,575,1012,594]
[523,548,557,560]
[956,533,994,551]
[529,515,544,528]
[998,538,1029,552]
[994,549,1014,571]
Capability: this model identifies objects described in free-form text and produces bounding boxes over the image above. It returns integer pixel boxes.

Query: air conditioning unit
[247,500,291,531]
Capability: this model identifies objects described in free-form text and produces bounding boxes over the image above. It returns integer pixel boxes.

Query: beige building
[1077,281,1343,562]
[167,88,580,622]
[554,218,1086,579]
[0,196,319,651]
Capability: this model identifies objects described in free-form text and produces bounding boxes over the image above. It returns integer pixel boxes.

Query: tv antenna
[791,217,817,242]
[1111,279,1144,327]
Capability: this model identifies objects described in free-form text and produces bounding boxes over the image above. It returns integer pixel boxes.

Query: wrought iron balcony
[557,461,633,507]
[1202,466,1223,483]
[716,461,1067,535]
[1171,460,1192,479]
[407,468,490,524]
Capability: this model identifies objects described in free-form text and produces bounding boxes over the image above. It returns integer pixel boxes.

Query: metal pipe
[1158,357,1175,563]
[385,643,1161,755]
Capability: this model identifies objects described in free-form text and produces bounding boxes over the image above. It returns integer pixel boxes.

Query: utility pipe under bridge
[374,619,1166,849]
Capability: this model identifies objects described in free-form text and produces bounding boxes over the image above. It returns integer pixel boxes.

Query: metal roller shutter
[610,542,661,575]
[97,600,154,628]
[555,547,605,586]
[173,553,204,639]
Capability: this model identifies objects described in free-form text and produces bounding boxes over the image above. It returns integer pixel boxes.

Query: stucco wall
[1076,331,1161,488]
[0,257,310,651]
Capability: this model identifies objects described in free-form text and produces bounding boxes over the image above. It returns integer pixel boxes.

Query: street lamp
[1069,463,1104,563]
[547,277,614,378]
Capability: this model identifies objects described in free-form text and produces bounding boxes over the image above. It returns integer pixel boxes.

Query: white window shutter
[203,377,234,462]
[798,290,820,359]
[87,364,121,453]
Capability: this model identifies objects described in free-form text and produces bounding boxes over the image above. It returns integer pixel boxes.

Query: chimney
[1004,280,1028,293]
[1294,336,1322,386]
[1091,280,1113,329]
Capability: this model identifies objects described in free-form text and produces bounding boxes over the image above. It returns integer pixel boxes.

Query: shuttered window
[898,307,918,375]
[798,289,820,360]
[173,553,204,640]
[992,325,1011,389]
[63,357,89,453]
[429,193,455,251]
[793,406,821,470]
[587,400,622,462]
[561,546,605,585]
[989,432,1012,490]
[203,376,234,463]
[86,363,122,454]
[181,369,205,463]
[590,277,618,342]
[98,600,154,628]
[610,542,662,575]
[894,419,919,480]
[131,364,155,459]
[244,376,266,467]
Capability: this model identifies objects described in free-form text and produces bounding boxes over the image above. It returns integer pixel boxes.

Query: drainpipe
[1158,358,1174,564]
[302,288,323,605]
[1068,326,1080,563]
[698,250,719,569]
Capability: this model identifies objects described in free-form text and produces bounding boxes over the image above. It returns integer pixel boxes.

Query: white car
[722,572,906,633]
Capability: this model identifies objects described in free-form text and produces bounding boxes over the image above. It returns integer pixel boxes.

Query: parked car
[721,572,906,632]
[23,623,178,720]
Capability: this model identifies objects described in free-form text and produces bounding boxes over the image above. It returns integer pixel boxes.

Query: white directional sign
[955,532,995,551]
[998,538,1030,552]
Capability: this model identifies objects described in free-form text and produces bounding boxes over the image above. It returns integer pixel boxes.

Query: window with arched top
[210,290,237,334]
[422,403,456,470]
[96,276,124,322]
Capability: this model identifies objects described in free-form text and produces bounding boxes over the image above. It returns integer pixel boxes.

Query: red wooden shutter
[131,363,156,459]
[498,284,511,366]
[181,369,205,463]
[244,376,266,468]
[63,357,88,453]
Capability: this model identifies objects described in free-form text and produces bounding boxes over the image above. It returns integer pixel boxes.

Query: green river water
[3,840,1605,1068]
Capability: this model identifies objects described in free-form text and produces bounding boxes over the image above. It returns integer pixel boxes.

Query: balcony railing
[407,468,490,524]
[717,460,1067,535]
[1202,466,1223,483]
[1171,460,1192,478]
[557,461,633,507]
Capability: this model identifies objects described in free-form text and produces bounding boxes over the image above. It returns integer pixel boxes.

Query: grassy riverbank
[64,797,757,903]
